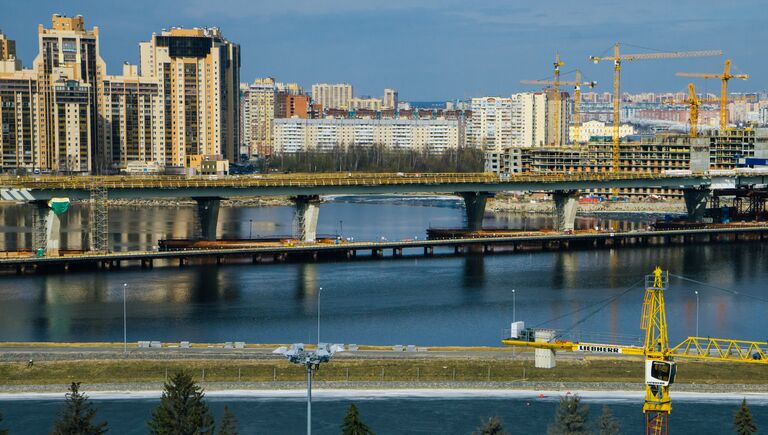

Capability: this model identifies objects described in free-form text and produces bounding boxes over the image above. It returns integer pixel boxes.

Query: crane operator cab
[646,360,677,387]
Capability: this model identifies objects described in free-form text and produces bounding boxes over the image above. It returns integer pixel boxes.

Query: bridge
[1,171,765,256]
[2,225,767,274]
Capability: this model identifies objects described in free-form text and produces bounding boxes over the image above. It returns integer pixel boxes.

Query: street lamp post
[695,290,699,337]
[317,287,323,345]
[273,343,343,435]
[123,283,128,354]
[512,289,516,323]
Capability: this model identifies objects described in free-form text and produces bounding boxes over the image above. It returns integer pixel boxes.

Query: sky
[1,0,765,101]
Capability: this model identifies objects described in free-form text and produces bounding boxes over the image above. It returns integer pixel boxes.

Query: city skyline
[1,0,765,101]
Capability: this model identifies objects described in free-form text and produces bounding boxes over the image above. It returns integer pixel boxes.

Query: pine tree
[473,416,508,435]
[148,371,215,435]
[341,403,374,435]
[733,399,757,435]
[596,406,619,435]
[50,382,108,435]
[217,406,238,435]
[0,409,7,435]
[547,394,592,435]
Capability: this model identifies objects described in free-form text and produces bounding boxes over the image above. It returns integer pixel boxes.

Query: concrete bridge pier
[33,199,70,256]
[683,188,711,223]
[194,197,221,241]
[459,192,493,231]
[293,195,320,242]
[552,190,579,232]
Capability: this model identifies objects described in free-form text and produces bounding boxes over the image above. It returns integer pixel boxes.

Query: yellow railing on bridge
[0,171,686,190]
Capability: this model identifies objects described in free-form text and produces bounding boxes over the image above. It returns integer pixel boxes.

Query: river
[0,196,765,346]
[0,391,766,434]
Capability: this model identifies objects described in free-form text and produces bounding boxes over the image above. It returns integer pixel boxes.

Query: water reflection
[462,254,485,289]
[0,200,764,346]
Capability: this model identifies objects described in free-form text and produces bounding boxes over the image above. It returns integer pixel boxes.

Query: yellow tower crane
[588,44,722,188]
[552,53,566,147]
[665,82,753,137]
[502,267,767,435]
[675,59,749,131]
[521,70,597,144]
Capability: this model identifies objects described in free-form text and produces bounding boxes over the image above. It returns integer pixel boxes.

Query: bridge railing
[0,171,702,190]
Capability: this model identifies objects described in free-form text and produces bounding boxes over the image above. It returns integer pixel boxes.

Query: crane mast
[552,53,565,146]
[641,268,672,435]
[502,266,767,435]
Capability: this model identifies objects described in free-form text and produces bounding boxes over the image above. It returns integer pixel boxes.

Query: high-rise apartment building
[139,27,241,166]
[544,88,571,146]
[383,88,398,110]
[467,97,513,152]
[276,82,303,95]
[349,97,382,111]
[0,31,16,61]
[0,15,241,174]
[311,83,353,110]
[101,64,166,167]
[278,94,310,119]
[510,92,546,147]
[273,117,461,155]
[33,14,106,173]
[241,78,277,157]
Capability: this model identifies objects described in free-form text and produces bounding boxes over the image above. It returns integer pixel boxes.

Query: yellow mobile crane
[502,267,767,435]
[676,59,749,131]
[588,44,722,190]
[521,69,597,144]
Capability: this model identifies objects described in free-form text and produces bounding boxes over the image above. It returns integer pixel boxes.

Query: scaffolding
[32,205,47,253]
[89,185,109,253]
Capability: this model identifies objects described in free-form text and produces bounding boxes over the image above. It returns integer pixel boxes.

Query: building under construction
[496,128,768,196]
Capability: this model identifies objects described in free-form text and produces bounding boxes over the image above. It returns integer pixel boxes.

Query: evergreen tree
[734,399,757,435]
[50,382,108,435]
[341,403,374,435]
[148,371,215,435]
[217,406,237,435]
[0,409,7,435]
[596,406,619,435]
[473,416,508,435]
[547,394,591,435]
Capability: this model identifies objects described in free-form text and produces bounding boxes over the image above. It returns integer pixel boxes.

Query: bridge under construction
[0,170,765,258]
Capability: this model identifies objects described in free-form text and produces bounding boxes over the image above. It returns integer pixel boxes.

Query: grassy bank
[1,357,766,386]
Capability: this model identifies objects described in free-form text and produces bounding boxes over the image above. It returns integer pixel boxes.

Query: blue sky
[2,0,764,100]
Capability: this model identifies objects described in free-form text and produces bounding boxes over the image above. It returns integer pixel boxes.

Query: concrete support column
[459,192,493,231]
[45,208,62,256]
[683,188,711,223]
[35,199,69,256]
[293,195,321,242]
[534,329,557,369]
[552,190,580,232]
[194,197,221,241]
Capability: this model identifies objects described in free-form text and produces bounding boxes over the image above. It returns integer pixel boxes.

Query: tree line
[0,376,759,434]
[253,145,485,173]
